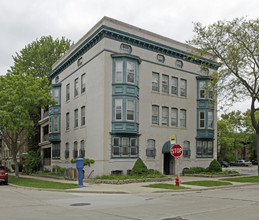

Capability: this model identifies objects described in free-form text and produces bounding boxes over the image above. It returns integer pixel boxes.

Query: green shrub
[70,158,95,167]
[208,159,222,172]
[130,158,149,176]
[183,167,207,174]
[52,165,65,176]
[23,149,42,174]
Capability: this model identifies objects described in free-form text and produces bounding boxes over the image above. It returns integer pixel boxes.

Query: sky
[1,0,258,113]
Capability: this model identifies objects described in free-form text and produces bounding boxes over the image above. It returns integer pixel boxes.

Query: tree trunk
[12,150,19,177]
[256,133,259,176]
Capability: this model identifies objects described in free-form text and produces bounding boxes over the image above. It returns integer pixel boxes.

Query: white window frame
[162,106,169,126]
[199,111,206,129]
[171,77,178,95]
[126,61,135,84]
[115,99,123,121]
[126,99,135,121]
[115,61,123,83]
[171,108,178,127]
[199,81,206,99]
[180,109,187,128]
[152,72,159,92]
[112,137,120,156]
[162,74,169,94]
[81,73,86,93]
[208,111,213,129]
[180,79,187,97]
[152,105,159,125]
[122,138,129,156]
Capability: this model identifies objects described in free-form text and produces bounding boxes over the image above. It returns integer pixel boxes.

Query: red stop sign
[170,145,183,158]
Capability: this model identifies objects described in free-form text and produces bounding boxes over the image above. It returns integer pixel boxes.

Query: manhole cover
[70,203,91,206]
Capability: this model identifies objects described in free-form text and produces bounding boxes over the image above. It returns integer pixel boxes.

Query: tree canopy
[188,17,259,174]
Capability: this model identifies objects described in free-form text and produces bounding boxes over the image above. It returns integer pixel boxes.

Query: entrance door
[164,153,171,175]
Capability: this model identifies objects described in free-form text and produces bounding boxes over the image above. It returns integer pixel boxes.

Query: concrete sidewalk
[10,174,251,194]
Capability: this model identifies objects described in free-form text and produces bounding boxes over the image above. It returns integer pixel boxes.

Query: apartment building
[39,17,219,177]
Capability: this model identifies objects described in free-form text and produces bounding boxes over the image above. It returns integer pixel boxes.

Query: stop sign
[170,144,183,158]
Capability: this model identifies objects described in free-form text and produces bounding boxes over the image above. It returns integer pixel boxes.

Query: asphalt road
[1,183,259,220]
[224,165,258,176]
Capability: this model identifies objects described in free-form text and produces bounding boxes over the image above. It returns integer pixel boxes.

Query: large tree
[8,36,72,151]
[188,17,259,174]
[0,73,54,177]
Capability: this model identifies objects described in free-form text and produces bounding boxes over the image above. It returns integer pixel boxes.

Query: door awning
[162,141,171,153]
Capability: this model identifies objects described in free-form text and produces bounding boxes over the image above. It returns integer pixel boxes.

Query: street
[1,182,259,220]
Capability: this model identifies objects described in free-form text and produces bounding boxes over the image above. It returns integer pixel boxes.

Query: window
[74,109,78,128]
[171,77,178,95]
[180,109,187,128]
[199,111,205,128]
[152,105,159,125]
[112,137,120,156]
[49,117,52,133]
[127,61,135,84]
[73,141,78,159]
[81,73,86,93]
[77,57,83,66]
[162,74,169,93]
[74,78,79,97]
[126,100,135,121]
[208,111,214,129]
[66,84,70,101]
[52,88,60,105]
[152,72,159,92]
[115,99,122,120]
[65,143,69,159]
[52,143,60,159]
[199,81,206,99]
[197,141,213,157]
[162,107,169,126]
[157,54,165,63]
[66,112,69,131]
[183,141,190,158]
[122,138,129,156]
[53,115,59,132]
[120,44,132,54]
[146,139,156,158]
[130,138,137,156]
[79,140,85,158]
[176,60,183,68]
[81,106,86,126]
[115,61,123,83]
[171,108,178,127]
[180,79,187,97]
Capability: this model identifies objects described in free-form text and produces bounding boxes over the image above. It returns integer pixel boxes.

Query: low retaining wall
[85,177,172,184]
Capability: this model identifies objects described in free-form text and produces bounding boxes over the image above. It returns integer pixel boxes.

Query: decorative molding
[49,25,220,78]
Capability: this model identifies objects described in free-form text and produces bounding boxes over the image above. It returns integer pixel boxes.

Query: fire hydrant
[175,176,180,186]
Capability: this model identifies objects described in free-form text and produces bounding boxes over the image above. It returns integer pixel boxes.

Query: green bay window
[111,136,138,158]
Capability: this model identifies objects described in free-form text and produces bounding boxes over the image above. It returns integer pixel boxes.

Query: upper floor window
[157,54,165,63]
[74,109,78,128]
[115,99,123,121]
[81,73,86,93]
[115,61,123,83]
[73,141,78,159]
[162,107,169,126]
[74,78,79,97]
[52,87,60,105]
[53,115,59,132]
[180,79,187,97]
[199,81,206,99]
[152,105,159,125]
[201,67,209,75]
[208,111,214,129]
[52,143,60,160]
[77,57,83,66]
[146,139,156,158]
[180,109,187,128]
[126,99,135,121]
[65,143,69,159]
[127,61,135,84]
[66,84,70,101]
[171,108,178,127]
[79,140,85,158]
[66,112,69,131]
[152,72,159,92]
[162,74,169,94]
[176,60,183,68]
[81,106,86,126]
[120,44,132,54]
[199,111,205,129]
[171,77,178,95]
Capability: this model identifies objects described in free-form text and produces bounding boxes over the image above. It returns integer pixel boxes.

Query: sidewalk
[10,174,251,194]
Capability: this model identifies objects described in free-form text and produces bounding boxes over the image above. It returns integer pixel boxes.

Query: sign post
[170,144,183,186]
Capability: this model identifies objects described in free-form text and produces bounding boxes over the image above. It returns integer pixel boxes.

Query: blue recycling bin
[76,158,85,187]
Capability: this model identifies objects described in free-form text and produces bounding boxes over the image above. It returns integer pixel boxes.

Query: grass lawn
[182,180,232,187]
[144,183,189,190]
[8,176,78,189]
[222,176,259,183]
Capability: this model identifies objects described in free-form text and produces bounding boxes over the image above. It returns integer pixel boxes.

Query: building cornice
[49,25,220,78]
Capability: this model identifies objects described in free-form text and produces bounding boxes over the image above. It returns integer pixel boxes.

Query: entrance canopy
[162,141,171,153]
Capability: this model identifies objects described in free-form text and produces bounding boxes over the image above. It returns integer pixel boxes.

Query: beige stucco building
[39,17,219,177]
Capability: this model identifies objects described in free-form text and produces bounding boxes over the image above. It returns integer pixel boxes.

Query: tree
[8,36,72,151]
[0,73,55,177]
[188,17,259,174]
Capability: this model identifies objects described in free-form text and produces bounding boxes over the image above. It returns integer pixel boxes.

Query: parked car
[251,159,258,165]
[219,161,229,167]
[0,166,8,185]
[230,160,252,167]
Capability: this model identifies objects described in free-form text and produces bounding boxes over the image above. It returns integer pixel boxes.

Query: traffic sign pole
[170,144,183,186]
